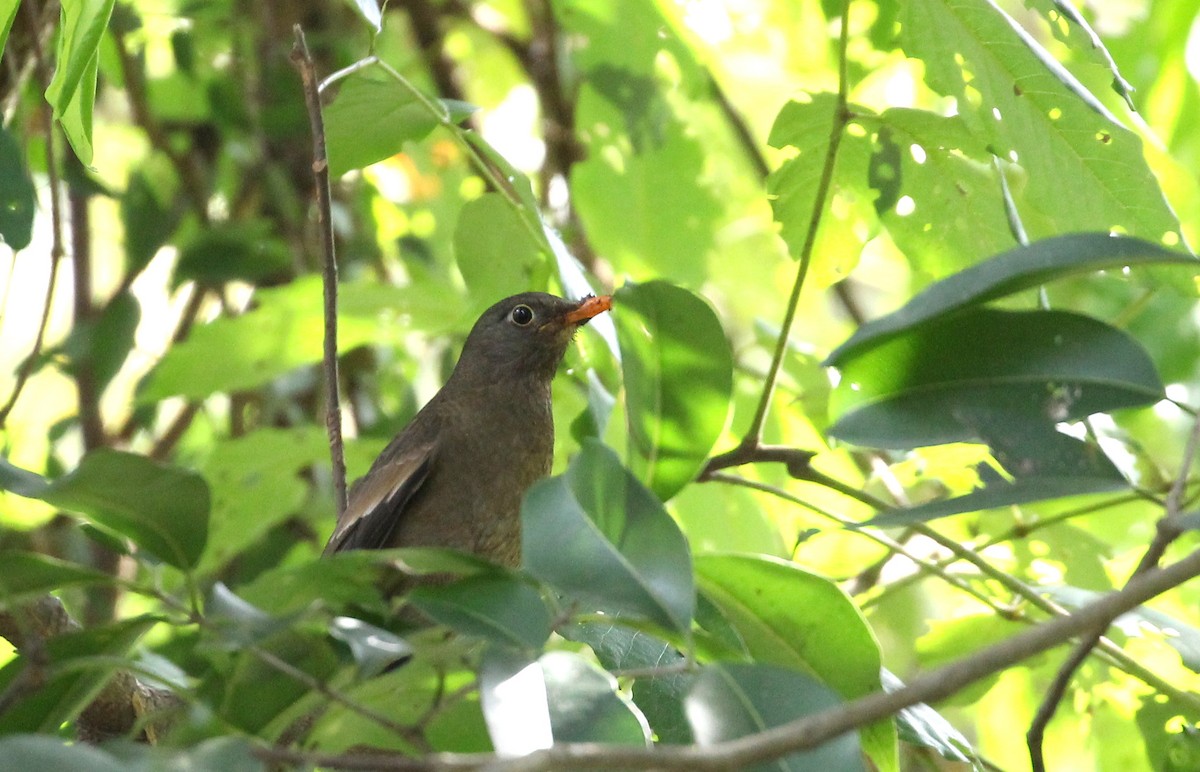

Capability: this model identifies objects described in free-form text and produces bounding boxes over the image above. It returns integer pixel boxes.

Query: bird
[322,292,613,567]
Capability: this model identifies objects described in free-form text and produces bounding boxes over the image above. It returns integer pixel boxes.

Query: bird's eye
[509,304,535,326]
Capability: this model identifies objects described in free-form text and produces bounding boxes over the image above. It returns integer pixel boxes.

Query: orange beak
[563,295,613,326]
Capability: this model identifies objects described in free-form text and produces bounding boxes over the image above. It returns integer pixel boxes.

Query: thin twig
[291,25,349,517]
[1026,411,1200,772]
[0,2,66,427]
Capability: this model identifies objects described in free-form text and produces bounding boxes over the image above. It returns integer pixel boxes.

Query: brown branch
[252,544,1200,770]
[1026,411,1200,771]
[0,596,182,743]
[290,25,349,517]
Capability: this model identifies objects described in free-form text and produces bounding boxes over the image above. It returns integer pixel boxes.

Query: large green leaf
[452,193,547,301]
[869,108,1015,274]
[614,281,733,500]
[0,736,125,772]
[139,277,465,402]
[522,440,694,633]
[0,617,156,735]
[0,451,209,570]
[827,233,1196,366]
[685,662,864,772]
[899,0,1181,244]
[324,73,475,176]
[0,126,35,249]
[408,574,552,650]
[829,308,1164,449]
[174,221,292,287]
[695,554,895,772]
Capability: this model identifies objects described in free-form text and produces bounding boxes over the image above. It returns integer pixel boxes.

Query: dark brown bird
[323,292,613,565]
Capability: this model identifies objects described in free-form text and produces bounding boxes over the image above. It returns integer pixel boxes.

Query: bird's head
[452,292,612,386]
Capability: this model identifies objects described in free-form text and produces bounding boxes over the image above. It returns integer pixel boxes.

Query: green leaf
[870,109,1015,274]
[0,736,125,772]
[541,650,651,744]
[522,440,694,633]
[898,0,1182,245]
[121,163,181,278]
[866,475,1128,528]
[198,427,331,574]
[140,277,465,402]
[563,622,693,743]
[59,291,140,393]
[453,193,546,301]
[45,0,117,164]
[0,450,209,570]
[237,551,391,616]
[695,554,895,772]
[408,574,552,650]
[174,221,292,287]
[768,93,873,272]
[829,308,1164,449]
[0,617,156,735]
[827,233,1197,366]
[0,553,113,605]
[685,662,864,772]
[0,125,35,249]
[614,281,733,500]
[0,0,20,62]
[883,670,976,763]
[325,74,475,175]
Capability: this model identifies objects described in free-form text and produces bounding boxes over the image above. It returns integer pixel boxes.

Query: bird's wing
[322,440,434,555]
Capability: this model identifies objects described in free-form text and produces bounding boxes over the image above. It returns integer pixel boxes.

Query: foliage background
[2,0,1200,769]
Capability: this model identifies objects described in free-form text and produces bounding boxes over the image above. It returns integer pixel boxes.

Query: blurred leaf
[695,554,896,772]
[0,617,155,735]
[1046,585,1200,673]
[107,736,264,771]
[237,551,391,616]
[0,736,125,772]
[198,427,331,574]
[0,1,19,61]
[479,646,553,755]
[0,553,112,605]
[898,0,1182,244]
[121,162,181,278]
[341,0,381,32]
[58,291,140,393]
[0,451,209,570]
[325,73,475,175]
[614,281,733,500]
[828,233,1197,366]
[453,193,545,301]
[685,662,864,772]
[140,277,465,402]
[206,582,291,650]
[541,650,651,744]
[522,440,694,633]
[0,125,35,249]
[329,617,413,678]
[829,308,1164,448]
[408,574,552,650]
[44,0,115,163]
[174,221,291,287]
[867,474,1127,528]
